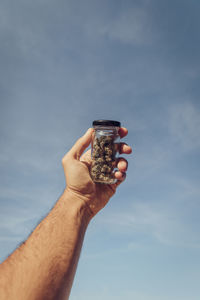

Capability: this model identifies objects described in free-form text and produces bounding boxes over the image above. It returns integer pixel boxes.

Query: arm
[0,190,91,300]
[0,127,132,300]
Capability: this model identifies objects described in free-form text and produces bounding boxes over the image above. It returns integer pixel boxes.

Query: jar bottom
[91,175,117,184]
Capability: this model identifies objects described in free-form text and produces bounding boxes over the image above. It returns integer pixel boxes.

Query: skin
[0,127,132,300]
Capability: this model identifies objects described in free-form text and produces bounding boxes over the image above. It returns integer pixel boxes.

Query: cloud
[0,185,63,253]
[0,0,200,269]
[100,197,200,248]
[98,4,153,45]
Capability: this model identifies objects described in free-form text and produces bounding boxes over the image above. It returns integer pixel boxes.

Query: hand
[62,127,132,218]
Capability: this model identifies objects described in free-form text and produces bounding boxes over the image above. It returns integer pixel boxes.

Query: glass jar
[90,120,121,184]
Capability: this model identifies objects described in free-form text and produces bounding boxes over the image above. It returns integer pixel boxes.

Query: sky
[0,0,200,299]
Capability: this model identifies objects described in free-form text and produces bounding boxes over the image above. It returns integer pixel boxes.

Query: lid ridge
[92,120,121,127]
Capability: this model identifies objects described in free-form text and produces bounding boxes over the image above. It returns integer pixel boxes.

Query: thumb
[68,128,94,160]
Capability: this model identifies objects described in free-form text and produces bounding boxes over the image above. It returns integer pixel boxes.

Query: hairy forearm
[0,190,91,300]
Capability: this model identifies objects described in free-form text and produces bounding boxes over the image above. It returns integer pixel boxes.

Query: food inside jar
[90,135,117,183]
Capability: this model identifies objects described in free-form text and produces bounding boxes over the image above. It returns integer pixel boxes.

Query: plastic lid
[92,120,121,127]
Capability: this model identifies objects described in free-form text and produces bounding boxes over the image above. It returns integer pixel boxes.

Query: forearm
[0,190,91,300]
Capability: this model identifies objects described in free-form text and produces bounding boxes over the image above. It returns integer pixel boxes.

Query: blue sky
[1,0,200,299]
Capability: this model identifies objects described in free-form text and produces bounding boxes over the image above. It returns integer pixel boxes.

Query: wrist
[62,188,93,225]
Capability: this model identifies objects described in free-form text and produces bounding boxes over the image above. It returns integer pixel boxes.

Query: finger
[115,157,128,172]
[80,148,92,163]
[118,127,128,139]
[114,171,126,187]
[67,128,94,160]
[118,143,132,154]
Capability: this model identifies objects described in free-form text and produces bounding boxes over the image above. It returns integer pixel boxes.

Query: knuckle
[62,155,69,166]
[61,157,65,166]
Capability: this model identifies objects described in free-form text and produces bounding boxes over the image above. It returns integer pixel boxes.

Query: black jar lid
[93,120,121,127]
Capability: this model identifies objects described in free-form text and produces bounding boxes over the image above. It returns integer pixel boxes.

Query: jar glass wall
[90,120,121,184]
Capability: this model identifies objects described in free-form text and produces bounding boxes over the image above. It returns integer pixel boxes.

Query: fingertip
[115,173,126,188]
[68,128,94,159]
[114,171,126,180]
[118,143,133,155]
[84,128,94,139]
[127,146,132,154]
[119,127,128,138]
[117,158,128,172]
[86,127,94,134]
